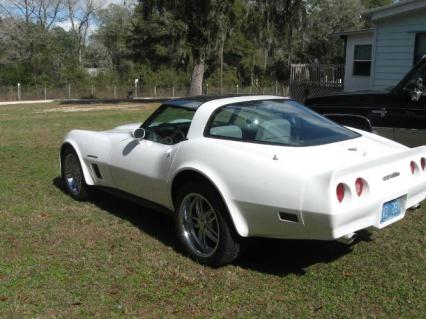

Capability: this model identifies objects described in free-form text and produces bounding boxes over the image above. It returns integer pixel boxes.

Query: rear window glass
[206,99,360,147]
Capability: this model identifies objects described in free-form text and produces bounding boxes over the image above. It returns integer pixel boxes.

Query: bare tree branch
[65,0,100,65]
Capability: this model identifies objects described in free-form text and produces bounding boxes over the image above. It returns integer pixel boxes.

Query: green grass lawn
[0,102,425,318]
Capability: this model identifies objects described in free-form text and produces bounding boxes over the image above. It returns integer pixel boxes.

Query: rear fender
[170,165,249,237]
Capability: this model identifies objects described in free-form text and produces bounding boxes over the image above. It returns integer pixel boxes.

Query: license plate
[381,198,402,224]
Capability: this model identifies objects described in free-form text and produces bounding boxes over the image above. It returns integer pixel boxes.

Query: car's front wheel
[61,147,90,201]
[175,183,240,267]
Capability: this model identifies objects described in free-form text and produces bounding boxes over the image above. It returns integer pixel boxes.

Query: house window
[414,33,426,65]
[353,44,372,76]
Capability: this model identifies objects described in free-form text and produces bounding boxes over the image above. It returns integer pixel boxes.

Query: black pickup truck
[305,56,426,147]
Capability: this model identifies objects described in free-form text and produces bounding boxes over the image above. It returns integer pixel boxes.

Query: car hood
[106,123,142,133]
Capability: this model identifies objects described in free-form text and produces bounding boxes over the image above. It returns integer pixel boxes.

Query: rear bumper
[302,178,426,241]
[239,177,425,241]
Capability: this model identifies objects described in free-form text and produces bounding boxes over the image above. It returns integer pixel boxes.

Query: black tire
[175,182,240,267]
[61,146,90,201]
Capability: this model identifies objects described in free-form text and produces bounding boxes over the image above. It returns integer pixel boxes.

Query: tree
[94,4,132,71]
[0,0,389,89]
[296,0,364,64]
[361,0,393,9]
[0,0,65,30]
[131,0,236,95]
[66,0,99,65]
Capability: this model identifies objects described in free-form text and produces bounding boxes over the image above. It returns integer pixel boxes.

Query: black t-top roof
[165,94,253,109]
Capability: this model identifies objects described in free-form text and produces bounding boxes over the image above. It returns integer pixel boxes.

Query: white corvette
[60,95,426,266]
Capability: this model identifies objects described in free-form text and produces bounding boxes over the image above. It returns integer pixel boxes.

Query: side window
[353,44,372,76]
[207,100,359,146]
[143,105,195,145]
[208,107,243,140]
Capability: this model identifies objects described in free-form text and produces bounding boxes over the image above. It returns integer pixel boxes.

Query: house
[341,0,426,92]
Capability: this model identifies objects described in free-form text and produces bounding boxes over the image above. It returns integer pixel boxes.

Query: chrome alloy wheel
[179,193,220,257]
[64,153,82,196]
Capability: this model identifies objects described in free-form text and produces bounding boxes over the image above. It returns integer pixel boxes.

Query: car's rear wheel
[61,147,90,201]
[175,182,240,267]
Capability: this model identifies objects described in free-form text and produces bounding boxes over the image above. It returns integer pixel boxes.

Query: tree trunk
[287,23,293,67]
[78,45,83,65]
[219,41,224,95]
[189,58,205,96]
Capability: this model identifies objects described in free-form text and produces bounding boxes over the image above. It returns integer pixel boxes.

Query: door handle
[372,108,387,117]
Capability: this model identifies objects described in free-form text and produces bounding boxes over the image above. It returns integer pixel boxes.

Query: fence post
[91,85,94,98]
[68,84,71,99]
[134,79,138,98]
[236,84,239,94]
[17,83,21,101]
[44,86,47,100]
[154,85,157,97]
[206,83,209,95]
[113,86,117,100]
[275,81,278,95]
[172,86,175,97]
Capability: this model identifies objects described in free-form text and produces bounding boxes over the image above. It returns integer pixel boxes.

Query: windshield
[206,99,360,147]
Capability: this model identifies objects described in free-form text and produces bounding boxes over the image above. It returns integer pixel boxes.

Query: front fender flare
[60,140,95,186]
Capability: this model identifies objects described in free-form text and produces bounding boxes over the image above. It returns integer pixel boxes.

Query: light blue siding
[372,9,426,90]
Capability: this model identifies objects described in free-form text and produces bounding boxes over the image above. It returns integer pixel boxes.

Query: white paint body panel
[62,96,426,240]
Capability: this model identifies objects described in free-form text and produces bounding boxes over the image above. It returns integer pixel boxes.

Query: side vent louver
[278,212,299,223]
[92,164,103,179]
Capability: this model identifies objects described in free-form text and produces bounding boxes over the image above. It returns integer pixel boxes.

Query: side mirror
[416,77,423,90]
[409,77,424,102]
[410,88,423,102]
[131,128,146,140]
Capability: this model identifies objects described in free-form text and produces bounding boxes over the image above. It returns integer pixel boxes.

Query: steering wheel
[157,124,186,144]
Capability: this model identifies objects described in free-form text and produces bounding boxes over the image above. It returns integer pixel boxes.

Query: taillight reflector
[336,183,345,203]
[355,178,364,197]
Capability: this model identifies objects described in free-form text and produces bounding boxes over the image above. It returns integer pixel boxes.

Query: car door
[389,61,426,147]
[108,104,195,206]
[109,137,179,206]
[390,93,426,147]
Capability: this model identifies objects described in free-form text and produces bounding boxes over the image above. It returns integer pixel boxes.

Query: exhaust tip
[409,203,421,210]
[336,232,356,245]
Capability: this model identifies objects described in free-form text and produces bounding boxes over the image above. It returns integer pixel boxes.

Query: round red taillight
[421,158,426,171]
[336,183,345,203]
[355,178,364,197]
[410,161,416,174]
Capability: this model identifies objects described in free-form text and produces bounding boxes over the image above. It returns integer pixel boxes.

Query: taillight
[410,161,416,174]
[336,183,345,203]
[355,178,364,197]
[421,158,425,171]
